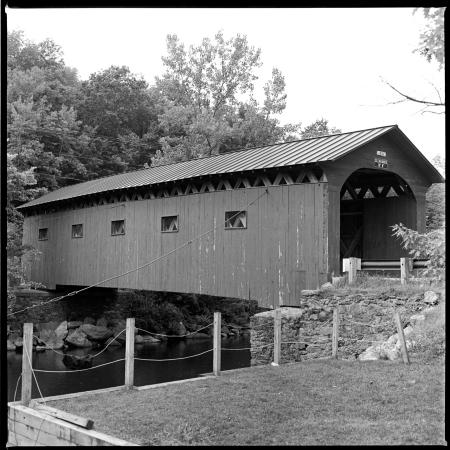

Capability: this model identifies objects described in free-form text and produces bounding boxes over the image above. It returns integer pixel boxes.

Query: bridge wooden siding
[22,183,328,309]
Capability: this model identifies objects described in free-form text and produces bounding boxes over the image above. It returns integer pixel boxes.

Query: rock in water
[141,335,161,343]
[38,329,65,350]
[80,324,113,342]
[67,321,83,329]
[7,340,16,351]
[63,354,93,369]
[96,317,108,328]
[55,321,69,340]
[65,328,92,348]
[185,332,210,339]
[83,317,96,325]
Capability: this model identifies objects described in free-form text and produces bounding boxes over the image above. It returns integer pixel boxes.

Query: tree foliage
[392,223,445,280]
[301,118,341,139]
[152,32,300,165]
[414,7,445,70]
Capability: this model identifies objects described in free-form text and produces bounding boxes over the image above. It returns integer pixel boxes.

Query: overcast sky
[6,7,445,163]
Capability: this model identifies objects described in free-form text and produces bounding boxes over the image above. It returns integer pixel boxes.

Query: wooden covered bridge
[19,125,443,308]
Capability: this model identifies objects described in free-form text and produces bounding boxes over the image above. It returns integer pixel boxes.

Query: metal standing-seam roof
[17,124,440,210]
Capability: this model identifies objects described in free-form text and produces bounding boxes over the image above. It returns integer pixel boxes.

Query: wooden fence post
[21,322,34,405]
[332,308,339,359]
[400,257,411,285]
[213,312,221,376]
[272,308,281,366]
[348,257,359,285]
[125,318,135,389]
[394,311,410,365]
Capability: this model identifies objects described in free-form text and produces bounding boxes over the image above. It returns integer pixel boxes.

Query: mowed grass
[49,359,445,446]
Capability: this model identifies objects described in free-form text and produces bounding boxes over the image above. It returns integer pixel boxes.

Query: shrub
[391,223,445,280]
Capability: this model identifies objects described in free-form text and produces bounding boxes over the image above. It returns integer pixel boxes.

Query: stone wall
[250,288,441,364]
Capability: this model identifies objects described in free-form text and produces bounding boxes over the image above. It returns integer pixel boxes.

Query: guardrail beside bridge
[343,257,429,285]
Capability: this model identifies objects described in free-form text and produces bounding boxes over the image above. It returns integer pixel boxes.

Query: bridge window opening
[161,215,179,232]
[38,228,48,240]
[72,224,83,238]
[340,168,416,269]
[111,220,125,236]
[225,211,247,229]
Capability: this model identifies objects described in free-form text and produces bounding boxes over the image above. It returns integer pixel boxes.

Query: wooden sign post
[272,309,281,366]
[213,312,221,376]
[332,308,339,359]
[21,323,34,405]
[125,318,135,389]
[348,257,359,285]
[394,311,410,365]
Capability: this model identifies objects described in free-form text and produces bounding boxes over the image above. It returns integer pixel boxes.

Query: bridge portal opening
[339,168,416,266]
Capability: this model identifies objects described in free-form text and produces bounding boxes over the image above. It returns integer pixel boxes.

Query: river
[7,336,251,402]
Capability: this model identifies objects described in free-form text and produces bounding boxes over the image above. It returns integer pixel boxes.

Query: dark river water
[7,336,250,402]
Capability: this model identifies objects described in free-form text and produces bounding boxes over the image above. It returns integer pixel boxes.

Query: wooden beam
[332,308,339,359]
[368,185,381,198]
[125,318,135,389]
[343,227,362,258]
[21,323,33,406]
[379,185,391,198]
[32,404,94,430]
[295,169,307,183]
[306,170,318,183]
[345,182,358,200]
[340,238,349,255]
[391,183,404,196]
[273,172,294,185]
[394,311,410,364]
[357,186,369,199]
[213,312,221,376]
[272,309,281,366]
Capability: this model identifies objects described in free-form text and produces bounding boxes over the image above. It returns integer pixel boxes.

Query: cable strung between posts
[136,323,213,338]
[8,190,269,318]
[134,348,214,362]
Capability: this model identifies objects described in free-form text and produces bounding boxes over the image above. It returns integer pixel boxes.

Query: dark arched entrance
[340,168,416,263]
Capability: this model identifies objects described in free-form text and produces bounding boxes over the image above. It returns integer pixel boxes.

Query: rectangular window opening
[161,215,179,233]
[111,220,125,236]
[38,228,48,240]
[72,224,83,238]
[225,211,247,229]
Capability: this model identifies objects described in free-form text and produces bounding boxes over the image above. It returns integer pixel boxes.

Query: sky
[6,7,445,164]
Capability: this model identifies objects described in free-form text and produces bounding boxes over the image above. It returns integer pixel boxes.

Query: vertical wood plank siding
[23,184,326,308]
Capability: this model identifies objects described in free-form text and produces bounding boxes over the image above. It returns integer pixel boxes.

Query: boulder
[135,335,144,344]
[55,321,68,340]
[13,337,23,348]
[38,329,65,350]
[96,317,108,328]
[67,321,82,329]
[83,317,96,325]
[424,291,439,305]
[185,332,210,339]
[141,335,160,343]
[168,321,187,336]
[35,346,46,352]
[320,282,333,290]
[65,328,92,348]
[7,340,16,351]
[63,354,93,370]
[318,311,329,321]
[80,324,113,342]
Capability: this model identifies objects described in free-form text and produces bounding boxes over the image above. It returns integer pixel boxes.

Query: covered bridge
[19,125,443,308]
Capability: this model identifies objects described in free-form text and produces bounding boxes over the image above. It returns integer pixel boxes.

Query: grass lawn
[48,359,445,446]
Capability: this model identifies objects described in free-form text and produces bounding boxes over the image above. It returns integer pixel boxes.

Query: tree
[152,32,300,166]
[425,155,445,231]
[383,7,445,113]
[76,66,162,175]
[301,118,341,139]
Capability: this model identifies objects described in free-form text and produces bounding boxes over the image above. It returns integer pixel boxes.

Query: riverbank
[48,359,445,445]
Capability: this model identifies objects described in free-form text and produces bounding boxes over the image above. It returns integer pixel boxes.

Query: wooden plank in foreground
[33,402,94,429]
[8,404,139,446]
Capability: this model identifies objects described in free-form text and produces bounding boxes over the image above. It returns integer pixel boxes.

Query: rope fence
[13,306,410,407]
